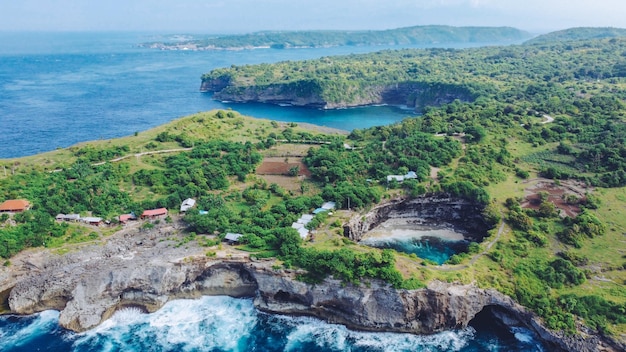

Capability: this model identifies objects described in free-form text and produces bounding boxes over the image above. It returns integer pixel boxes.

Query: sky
[0,0,624,34]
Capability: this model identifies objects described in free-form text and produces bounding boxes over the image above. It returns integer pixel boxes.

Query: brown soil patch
[258,175,304,192]
[256,157,312,177]
[521,178,591,217]
[430,167,440,182]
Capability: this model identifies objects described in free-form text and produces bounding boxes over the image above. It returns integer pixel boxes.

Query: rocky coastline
[344,195,490,243]
[200,79,475,111]
[0,217,623,351]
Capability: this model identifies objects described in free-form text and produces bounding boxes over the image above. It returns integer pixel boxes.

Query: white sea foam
[281,313,474,352]
[74,296,258,352]
[1,295,544,351]
[511,326,545,351]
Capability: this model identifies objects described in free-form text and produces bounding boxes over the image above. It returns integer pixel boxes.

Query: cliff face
[253,268,512,334]
[1,220,623,352]
[344,195,490,242]
[200,79,474,111]
[8,251,506,335]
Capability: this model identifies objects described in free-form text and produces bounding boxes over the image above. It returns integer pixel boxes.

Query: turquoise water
[362,236,466,265]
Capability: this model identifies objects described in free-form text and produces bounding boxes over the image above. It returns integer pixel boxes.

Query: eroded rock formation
[1,219,623,351]
[200,79,474,111]
[344,195,490,243]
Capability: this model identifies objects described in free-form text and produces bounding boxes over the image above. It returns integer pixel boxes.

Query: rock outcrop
[201,79,475,111]
[344,195,490,242]
[1,220,624,352]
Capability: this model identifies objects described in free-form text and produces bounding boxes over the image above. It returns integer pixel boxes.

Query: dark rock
[201,79,474,111]
[344,195,490,242]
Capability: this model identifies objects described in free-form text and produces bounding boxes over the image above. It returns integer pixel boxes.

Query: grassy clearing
[0,110,345,175]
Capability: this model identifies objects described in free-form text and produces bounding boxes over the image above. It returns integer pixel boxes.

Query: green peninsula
[141,25,531,50]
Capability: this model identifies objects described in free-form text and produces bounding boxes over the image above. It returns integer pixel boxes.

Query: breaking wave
[0,296,545,351]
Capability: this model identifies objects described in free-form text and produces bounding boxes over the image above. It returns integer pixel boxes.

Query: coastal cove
[0,31,477,159]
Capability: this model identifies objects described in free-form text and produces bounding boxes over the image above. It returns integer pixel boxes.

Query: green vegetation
[525,27,626,44]
[3,34,626,337]
[144,25,530,50]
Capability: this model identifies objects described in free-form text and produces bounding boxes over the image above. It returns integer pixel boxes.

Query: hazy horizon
[0,0,625,35]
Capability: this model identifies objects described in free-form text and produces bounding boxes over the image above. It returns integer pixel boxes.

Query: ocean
[0,31,415,159]
[0,296,545,352]
[0,32,545,351]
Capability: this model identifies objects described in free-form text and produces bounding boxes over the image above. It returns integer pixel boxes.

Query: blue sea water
[0,32,545,350]
[0,31,418,159]
[0,296,546,352]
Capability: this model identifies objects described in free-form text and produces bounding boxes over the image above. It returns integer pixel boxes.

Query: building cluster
[55,213,105,226]
[291,201,336,239]
[2,197,338,244]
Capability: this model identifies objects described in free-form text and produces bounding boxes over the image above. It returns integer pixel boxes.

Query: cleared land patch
[521,178,591,217]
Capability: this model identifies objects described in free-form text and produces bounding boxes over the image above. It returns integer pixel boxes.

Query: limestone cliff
[344,195,490,242]
[201,79,474,111]
[1,220,623,351]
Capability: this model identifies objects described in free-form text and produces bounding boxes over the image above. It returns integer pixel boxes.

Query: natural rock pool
[359,219,470,264]
[345,195,491,264]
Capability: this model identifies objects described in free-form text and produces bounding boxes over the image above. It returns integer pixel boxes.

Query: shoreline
[0,216,622,351]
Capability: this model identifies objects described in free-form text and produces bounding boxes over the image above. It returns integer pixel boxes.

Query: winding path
[51,148,193,172]
[95,148,193,165]
[541,114,554,124]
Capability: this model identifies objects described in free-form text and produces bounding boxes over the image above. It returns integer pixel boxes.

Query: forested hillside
[525,27,626,44]
[141,25,530,50]
[202,37,626,110]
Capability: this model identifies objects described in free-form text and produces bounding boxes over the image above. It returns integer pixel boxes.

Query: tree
[464,125,487,143]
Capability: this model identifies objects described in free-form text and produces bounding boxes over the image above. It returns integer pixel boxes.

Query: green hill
[141,25,531,50]
[525,27,626,44]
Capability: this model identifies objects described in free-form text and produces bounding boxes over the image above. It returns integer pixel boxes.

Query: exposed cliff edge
[200,79,475,111]
[344,195,490,243]
[1,220,623,351]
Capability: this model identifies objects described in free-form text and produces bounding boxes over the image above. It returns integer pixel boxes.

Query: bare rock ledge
[1,221,623,352]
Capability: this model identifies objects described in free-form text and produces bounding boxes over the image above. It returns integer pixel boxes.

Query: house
[118,213,137,224]
[82,217,103,226]
[141,208,168,219]
[291,222,305,229]
[386,171,418,184]
[321,202,336,210]
[198,210,208,215]
[405,171,418,179]
[55,214,66,221]
[387,175,405,183]
[224,233,243,244]
[312,208,327,214]
[297,227,309,239]
[297,214,314,225]
[180,198,196,212]
[0,199,31,213]
[64,214,81,222]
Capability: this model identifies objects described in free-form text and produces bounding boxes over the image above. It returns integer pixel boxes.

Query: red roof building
[0,199,31,213]
[141,208,168,219]
[119,214,137,223]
